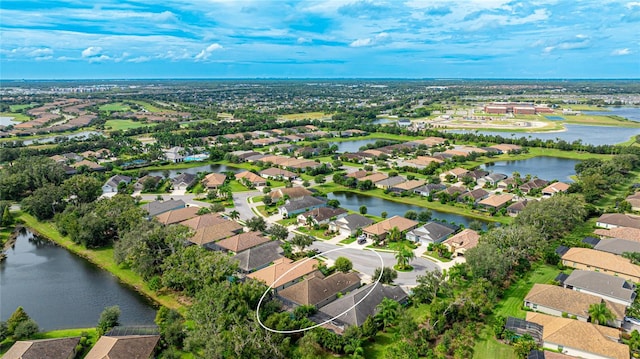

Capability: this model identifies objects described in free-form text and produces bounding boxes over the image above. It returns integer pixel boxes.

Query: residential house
[201,173,227,190]
[592,237,640,255]
[278,271,361,308]
[524,284,625,328]
[259,167,298,181]
[133,175,162,191]
[155,207,200,225]
[542,182,571,197]
[596,213,640,229]
[561,247,640,282]
[3,337,81,359]
[410,136,446,147]
[478,173,508,186]
[555,270,637,306]
[72,159,105,172]
[235,171,267,187]
[498,177,518,190]
[457,188,489,204]
[358,172,388,184]
[164,146,185,163]
[413,183,446,197]
[233,240,284,273]
[213,231,270,253]
[297,207,348,226]
[440,185,468,198]
[489,144,522,153]
[504,317,543,346]
[626,192,640,211]
[186,220,243,248]
[403,156,442,169]
[346,170,368,179]
[329,214,375,236]
[443,229,480,256]
[525,312,628,359]
[171,173,197,190]
[62,152,84,162]
[478,193,514,211]
[374,176,407,190]
[594,226,640,242]
[270,187,313,201]
[406,221,457,245]
[247,257,319,291]
[390,180,426,193]
[278,196,327,218]
[141,199,186,218]
[317,283,408,328]
[229,150,261,161]
[363,216,419,242]
[85,335,160,359]
[440,167,469,181]
[507,200,529,217]
[463,169,489,181]
[519,178,549,194]
[102,175,131,193]
[49,154,67,164]
[526,350,581,359]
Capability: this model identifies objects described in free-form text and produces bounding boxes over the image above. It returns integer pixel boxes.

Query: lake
[0,116,19,126]
[148,163,238,177]
[23,131,104,145]
[582,107,640,122]
[0,229,157,331]
[481,157,578,182]
[327,191,487,228]
[329,139,383,153]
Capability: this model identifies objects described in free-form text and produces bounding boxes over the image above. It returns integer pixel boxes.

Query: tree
[156,307,185,349]
[21,183,66,220]
[395,248,415,270]
[588,302,615,326]
[381,211,388,219]
[334,257,353,273]
[404,210,418,220]
[228,210,240,220]
[387,226,403,242]
[374,267,398,284]
[2,206,13,227]
[290,234,314,253]
[376,298,400,330]
[327,199,340,208]
[513,334,537,359]
[246,216,267,232]
[7,307,30,335]
[63,175,103,203]
[515,194,587,240]
[268,224,288,241]
[412,270,444,304]
[13,319,39,340]
[97,306,120,336]
[262,195,273,206]
[314,174,326,184]
[0,321,7,342]
[359,205,367,215]
[417,210,432,222]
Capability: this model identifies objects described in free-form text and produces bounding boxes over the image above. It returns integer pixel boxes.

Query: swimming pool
[545,115,565,121]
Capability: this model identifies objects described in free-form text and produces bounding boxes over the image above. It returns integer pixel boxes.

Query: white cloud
[350,32,390,48]
[195,43,223,60]
[612,48,632,56]
[297,37,311,44]
[88,54,111,63]
[127,56,151,63]
[627,2,640,9]
[29,48,53,57]
[81,46,102,57]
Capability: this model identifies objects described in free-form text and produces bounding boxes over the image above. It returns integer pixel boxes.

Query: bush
[97,306,120,336]
[334,257,353,273]
[149,276,163,292]
[13,319,39,340]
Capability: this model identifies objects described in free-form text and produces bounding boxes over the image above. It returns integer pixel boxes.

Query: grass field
[494,264,562,319]
[473,325,516,359]
[279,112,333,121]
[0,112,32,122]
[104,119,147,130]
[564,114,640,127]
[9,104,36,112]
[130,100,163,113]
[99,102,130,112]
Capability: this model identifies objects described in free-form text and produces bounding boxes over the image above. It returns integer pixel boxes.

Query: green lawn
[228,180,253,192]
[295,226,334,240]
[130,100,163,113]
[279,112,333,121]
[340,237,357,244]
[422,251,452,262]
[9,104,36,112]
[99,102,130,112]
[104,119,147,130]
[0,112,32,122]
[473,325,516,359]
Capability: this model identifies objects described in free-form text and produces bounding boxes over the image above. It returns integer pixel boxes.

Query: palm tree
[588,302,615,326]
[387,226,402,242]
[228,210,240,220]
[395,247,415,270]
[375,297,400,330]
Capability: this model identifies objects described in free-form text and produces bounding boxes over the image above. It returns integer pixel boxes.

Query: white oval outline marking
[256,246,384,334]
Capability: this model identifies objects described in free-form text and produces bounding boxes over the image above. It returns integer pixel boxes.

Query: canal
[0,229,157,331]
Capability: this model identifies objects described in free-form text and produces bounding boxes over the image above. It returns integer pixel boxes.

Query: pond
[23,131,104,145]
[582,107,640,122]
[481,157,578,182]
[448,124,640,146]
[0,116,19,126]
[329,139,385,153]
[327,191,487,228]
[147,163,238,177]
[0,229,157,331]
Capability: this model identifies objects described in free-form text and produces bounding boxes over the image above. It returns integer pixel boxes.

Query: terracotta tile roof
[392,179,426,191]
[359,172,388,183]
[259,168,297,178]
[595,226,640,242]
[85,335,160,359]
[542,182,570,194]
[525,284,626,322]
[201,173,226,188]
[445,167,469,177]
[490,143,522,152]
[525,312,627,359]
[155,207,200,225]
[72,159,105,170]
[562,247,640,279]
[478,193,514,207]
[235,170,265,184]
[248,257,319,288]
[363,216,419,236]
[188,221,243,245]
[215,231,270,253]
[346,170,368,178]
[411,137,446,146]
[180,213,227,230]
[299,207,348,223]
[270,187,313,200]
[278,271,361,306]
[597,213,640,229]
[3,337,80,359]
[443,229,480,251]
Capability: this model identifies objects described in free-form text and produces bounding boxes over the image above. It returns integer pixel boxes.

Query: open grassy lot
[473,326,516,359]
[0,112,32,122]
[564,114,640,127]
[279,112,333,120]
[99,102,130,112]
[130,100,163,113]
[104,119,147,130]
[9,104,37,112]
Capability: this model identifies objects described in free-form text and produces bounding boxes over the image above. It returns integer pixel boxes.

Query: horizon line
[2,77,640,82]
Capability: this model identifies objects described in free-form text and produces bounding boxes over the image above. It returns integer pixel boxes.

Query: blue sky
[1,0,638,79]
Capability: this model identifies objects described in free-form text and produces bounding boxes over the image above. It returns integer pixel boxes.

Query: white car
[625,317,640,326]
[357,235,367,245]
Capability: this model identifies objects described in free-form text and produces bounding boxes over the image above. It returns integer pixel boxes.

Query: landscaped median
[17,212,182,311]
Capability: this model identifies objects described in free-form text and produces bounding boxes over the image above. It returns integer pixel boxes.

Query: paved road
[232,190,262,221]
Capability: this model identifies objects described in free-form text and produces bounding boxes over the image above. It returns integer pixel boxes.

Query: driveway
[231,190,262,221]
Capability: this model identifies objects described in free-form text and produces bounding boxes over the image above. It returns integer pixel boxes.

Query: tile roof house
[542,182,571,197]
[329,214,375,236]
[374,176,406,190]
[519,178,550,194]
[561,247,640,282]
[592,237,640,255]
[489,143,522,153]
[278,271,361,308]
[346,170,368,179]
[3,337,81,359]
[443,229,480,256]
[72,159,106,171]
[440,185,468,197]
[247,257,320,291]
[626,192,640,211]
[180,213,228,230]
[478,193,514,210]
[556,269,637,306]
[235,170,267,187]
[269,187,312,200]
[278,196,327,218]
[141,199,186,218]
[478,173,508,186]
[358,172,389,184]
[102,175,131,193]
[133,175,162,191]
[213,231,270,253]
[524,284,626,328]
[171,173,197,190]
[187,221,244,247]
[232,240,284,273]
[297,207,348,226]
[527,350,581,359]
[259,167,298,181]
[390,179,426,193]
[457,188,490,203]
[507,200,529,217]
[594,226,640,242]
[525,312,628,359]
[85,335,160,359]
[317,283,408,327]
[154,206,200,225]
[406,221,458,245]
[498,177,518,190]
[163,146,185,163]
[440,167,469,181]
[413,183,447,197]
[201,173,227,189]
[363,216,419,242]
[596,213,640,229]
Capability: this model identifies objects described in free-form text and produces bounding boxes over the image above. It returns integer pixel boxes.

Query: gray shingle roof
[283,196,326,212]
[232,240,284,272]
[140,199,186,217]
[563,270,637,303]
[594,238,640,255]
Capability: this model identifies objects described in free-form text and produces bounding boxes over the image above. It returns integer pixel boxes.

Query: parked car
[625,317,640,326]
[357,234,367,245]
